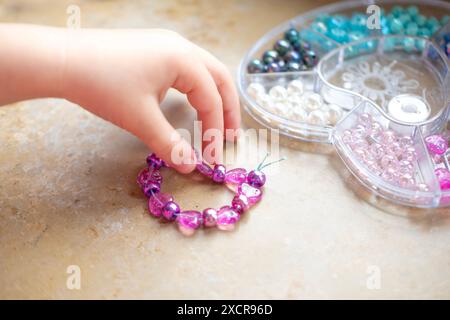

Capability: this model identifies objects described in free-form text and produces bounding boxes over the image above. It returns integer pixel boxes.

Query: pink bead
[369,122,383,141]
[212,164,226,183]
[137,168,150,187]
[435,168,450,190]
[148,193,173,217]
[398,173,415,188]
[238,183,262,205]
[196,161,213,177]
[381,130,396,144]
[176,211,203,236]
[232,194,250,214]
[380,154,398,169]
[202,208,218,227]
[370,143,385,159]
[216,206,240,231]
[352,124,368,139]
[399,135,413,148]
[358,113,373,128]
[225,168,247,184]
[389,142,403,158]
[425,135,448,155]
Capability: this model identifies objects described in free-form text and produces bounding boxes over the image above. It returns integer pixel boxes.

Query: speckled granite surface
[0,0,449,299]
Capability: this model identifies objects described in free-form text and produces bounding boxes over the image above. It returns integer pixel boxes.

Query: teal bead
[405,22,418,36]
[311,21,327,34]
[399,14,411,25]
[391,6,404,18]
[327,15,348,29]
[426,17,439,28]
[441,15,449,25]
[247,59,265,73]
[273,39,291,56]
[403,38,415,52]
[315,13,330,23]
[389,18,404,34]
[414,14,426,27]
[262,50,279,64]
[348,31,365,42]
[328,28,348,43]
[417,28,431,38]
[350,13,367,31]
[415,39,426,52]
[430,24,441,35]
[384,37,398,51]
[284,28,300,44]
[406,6,418,17]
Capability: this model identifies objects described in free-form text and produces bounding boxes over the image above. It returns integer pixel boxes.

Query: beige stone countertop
[1,0,450,299]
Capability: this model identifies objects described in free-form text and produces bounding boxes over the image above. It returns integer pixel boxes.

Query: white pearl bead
[255,93,273,110]
[326,104,343,125]
[274,102,292,117]
[246,82,266,99]
[287,80,304,96]
[302,93,323,112]
[307,110,327,125]
[269,85,287,100]
[292,107,308,122]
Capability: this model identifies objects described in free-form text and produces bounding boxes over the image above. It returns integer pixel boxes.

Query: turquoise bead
[405,22,418,36]
[441,15,449,25]
[417,28,431,38]
[406,6,418,17]
[415,39,426,52]
[315,13,330,23]
[350,13,367,31]
[399,14,411,25]
[348,31,365,42]
[391,6,404,18]
[389,18,404,34]
[328,28,348,43]
[414,14,426,27]
[426,17,439,29]
[284,28,300,44]
[311,21,327,34]
[403,38,415,52]
[327,15,348,29]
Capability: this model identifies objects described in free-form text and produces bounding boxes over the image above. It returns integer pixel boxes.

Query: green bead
[390,18,404,34]
[414,14,426,27]
[407,6,418,17]
[406,22,418,36]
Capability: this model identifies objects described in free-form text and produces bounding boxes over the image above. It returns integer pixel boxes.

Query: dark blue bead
[262,50,279,64]
[286,61,302,71]
[302,50,317,68]
[284,28,299,44]
[274,39,291,56]
[265,62,281,73]
[284,50,301,63]
[293,39,311,52]
[247,59,265,73]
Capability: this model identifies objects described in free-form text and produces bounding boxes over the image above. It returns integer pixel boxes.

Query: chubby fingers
[172,58,224,164]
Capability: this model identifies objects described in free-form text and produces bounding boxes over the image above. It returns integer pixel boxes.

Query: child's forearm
[0,24,67,105]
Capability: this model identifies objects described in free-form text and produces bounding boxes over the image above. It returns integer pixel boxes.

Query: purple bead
[162,201,180,221]
[232,194,250,214]
[196,161,213,177]
[176,211,203,236]
[142,181,160,197]
[246,170,266,188]
[216,206,240,231]
[148,193,173,217]
[146,153,163,169]
[212,164,226,183]
[238,183,262,205]
[202,208,218,227]
[425,135,448,155]
[435,168,450,190]
[149,169,163,184]
[224,168,247,184]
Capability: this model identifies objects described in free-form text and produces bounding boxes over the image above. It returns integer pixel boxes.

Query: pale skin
[0,24,241,173]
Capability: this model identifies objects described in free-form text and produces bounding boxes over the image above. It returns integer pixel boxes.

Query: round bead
[307,110,327,126]
[212,164,226,183]
[262,50,279,64]
[216,206,240,231]
[246,170,266,188]
[325,104,343,125]
[247,59,265,73]
[425,135,448,155]
[284,50,301,63]
[162,201,180,221]
[265,61,281,73]
[286,61,303,71]
[202,208,218,227]
[287,80,304,96]
[301,50,317,67]
[269,85,287,100]
[284,28,300,44]
[137,167,151,187]
[148,193,173,218]
[302,93,323,111]
[292,107,308,122]
[246,82,266,99]
[274,39,291,56]
[142,181,161,197]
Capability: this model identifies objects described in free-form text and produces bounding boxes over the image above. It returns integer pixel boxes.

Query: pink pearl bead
[425,135,448,155]
[148,193,173,218]
[238,183,262,205]
[216,206,240,231]
[225,168,247,184]
[202,208,218,227]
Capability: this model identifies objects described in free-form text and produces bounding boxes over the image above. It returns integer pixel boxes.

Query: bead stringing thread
[137,153,285,236]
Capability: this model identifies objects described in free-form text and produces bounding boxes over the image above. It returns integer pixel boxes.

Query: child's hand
[0,25,241,173]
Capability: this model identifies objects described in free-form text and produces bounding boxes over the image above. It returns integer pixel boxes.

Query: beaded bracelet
[137,153,284,236]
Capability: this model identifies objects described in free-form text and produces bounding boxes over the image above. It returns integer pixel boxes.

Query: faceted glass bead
[435,168,450,190]
[137,167,150,187]
[143,181,161,198]
[238,183,262,205]
[177,211,203,236]
[425,135,448,155]
[232,194,250,214]
[216,206,240,231]
[224,168,247,185]
[147,153,163,169]
[148,193,173,217]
